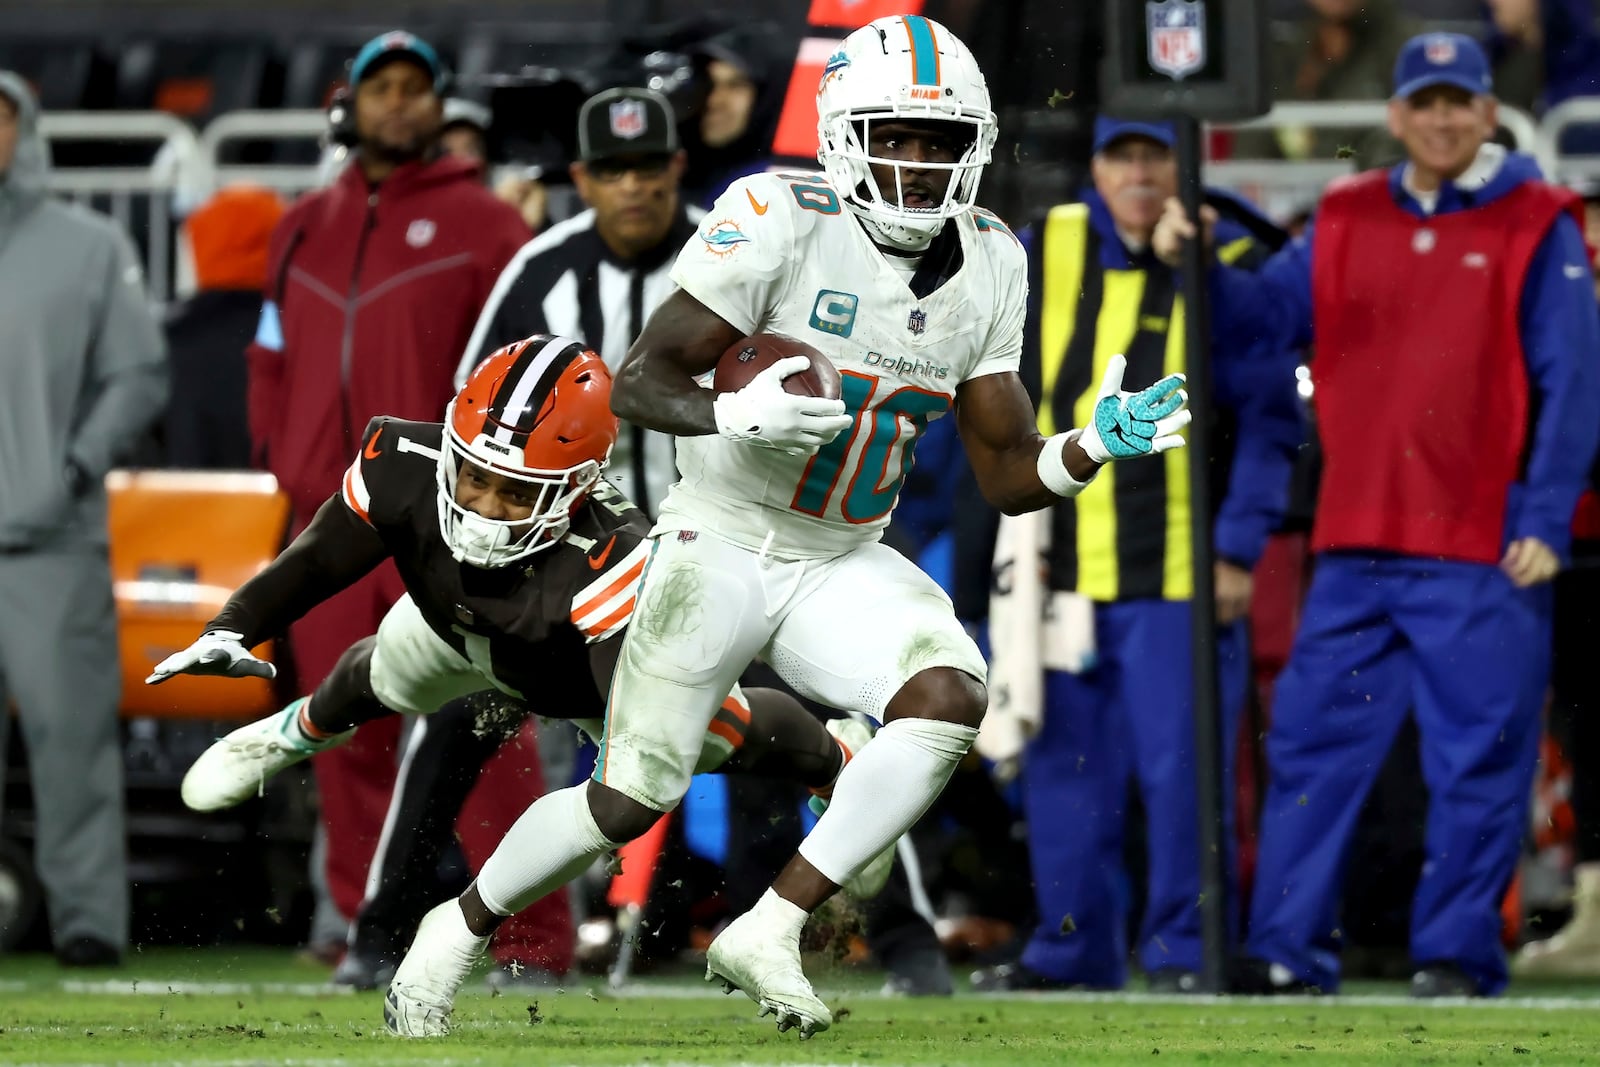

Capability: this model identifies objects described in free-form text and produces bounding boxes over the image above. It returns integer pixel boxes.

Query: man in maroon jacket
[245,30,543,969]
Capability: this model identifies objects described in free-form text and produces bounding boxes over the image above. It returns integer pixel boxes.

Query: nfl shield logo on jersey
[1147,0,1205,80]
[907,309,927,336]
[610,100,647,140]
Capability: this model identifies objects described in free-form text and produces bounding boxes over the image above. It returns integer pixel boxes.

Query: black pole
[1175,113,1228,995]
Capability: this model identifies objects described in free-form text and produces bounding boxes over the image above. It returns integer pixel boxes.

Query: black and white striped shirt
[455,205,704,517]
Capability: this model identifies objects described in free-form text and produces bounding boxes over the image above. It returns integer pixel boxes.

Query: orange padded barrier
[770,1,927,163]
[108,470,289,721]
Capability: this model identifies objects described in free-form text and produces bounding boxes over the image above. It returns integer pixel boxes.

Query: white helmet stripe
[489,334,572,446]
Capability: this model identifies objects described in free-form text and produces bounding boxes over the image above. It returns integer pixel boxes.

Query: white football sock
[797,717,977,890]
[751,887,808,940]
[475,783,621,916]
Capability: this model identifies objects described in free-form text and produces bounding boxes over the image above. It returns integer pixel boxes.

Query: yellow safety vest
[1036,203,1253,600]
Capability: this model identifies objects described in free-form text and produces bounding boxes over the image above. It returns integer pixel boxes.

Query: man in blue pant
[1156,33,1600,996]
[974,117,1302,992]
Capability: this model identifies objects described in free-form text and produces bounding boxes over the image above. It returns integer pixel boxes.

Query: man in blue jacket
[974,117,1303,992]
[1155,32,1600,996]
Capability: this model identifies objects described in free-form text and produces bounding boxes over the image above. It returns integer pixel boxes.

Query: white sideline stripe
[55,979,355,996]
[599,982,1600,1009]
[13,977,1600,1010]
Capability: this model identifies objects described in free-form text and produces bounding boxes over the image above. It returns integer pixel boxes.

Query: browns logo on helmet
[437,334,618,567]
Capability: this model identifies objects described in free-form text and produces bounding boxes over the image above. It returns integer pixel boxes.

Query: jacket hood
[0,71,49,235]
[682,24,788,194]
[1386,143,1547,216]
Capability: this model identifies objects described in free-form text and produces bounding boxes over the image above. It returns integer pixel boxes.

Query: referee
[456,85,700,516]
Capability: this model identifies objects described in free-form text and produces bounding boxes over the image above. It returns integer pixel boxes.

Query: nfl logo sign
[1147,0,1206,81]
[907,309,927,335]
[610,100,647,140]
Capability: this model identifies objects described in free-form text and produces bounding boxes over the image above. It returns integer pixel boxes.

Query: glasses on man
[586,153,673,183]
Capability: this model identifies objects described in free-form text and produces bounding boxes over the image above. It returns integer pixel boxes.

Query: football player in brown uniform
[148,335,882,968]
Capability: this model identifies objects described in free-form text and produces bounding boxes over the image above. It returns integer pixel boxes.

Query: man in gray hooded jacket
[0,72,167,966]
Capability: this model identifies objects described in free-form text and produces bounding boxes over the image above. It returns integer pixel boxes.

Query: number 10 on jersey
[790,370,948,524]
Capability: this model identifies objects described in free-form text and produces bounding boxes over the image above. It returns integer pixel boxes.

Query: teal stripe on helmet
[904,15,939,86]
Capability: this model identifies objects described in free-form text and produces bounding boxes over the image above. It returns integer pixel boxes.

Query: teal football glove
[1077,354,1191,463]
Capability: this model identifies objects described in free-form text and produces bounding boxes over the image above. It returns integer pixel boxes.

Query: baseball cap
[577,87,679,163]
[1093,116,1176,155]
[442,97,491,133]
[350,30,443,89]
[1392,33,1493,100]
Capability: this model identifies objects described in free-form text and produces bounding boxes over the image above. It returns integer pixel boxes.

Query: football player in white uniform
[384,14,1190,1038]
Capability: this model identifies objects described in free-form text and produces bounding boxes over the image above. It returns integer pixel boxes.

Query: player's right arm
[1152,196,1314,353]
[610,288,743,436]
[146,422,395,684]
[612,174,849,452]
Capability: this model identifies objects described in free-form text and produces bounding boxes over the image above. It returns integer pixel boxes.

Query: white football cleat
[705,900,831,1038]
[384,900,489,1037]
[180,698,352,812]
[808,717,896,900]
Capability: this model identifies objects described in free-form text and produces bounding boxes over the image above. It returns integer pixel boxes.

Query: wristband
[1036,431,1097,499]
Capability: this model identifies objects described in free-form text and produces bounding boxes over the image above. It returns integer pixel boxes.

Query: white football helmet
[816,15,998,250]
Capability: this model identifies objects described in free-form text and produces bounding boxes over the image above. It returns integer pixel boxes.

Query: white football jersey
[657,170,1027,558]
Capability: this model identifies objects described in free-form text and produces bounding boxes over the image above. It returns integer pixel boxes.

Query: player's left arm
[614,174,790,436]
[957,371,1097,514]
[957,244,1192,514]
[1508,212,1600,574]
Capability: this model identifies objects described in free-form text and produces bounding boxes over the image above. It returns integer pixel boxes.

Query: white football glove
[712,355,853,456]
[1076,354,1192,463]
[145,630,276,685]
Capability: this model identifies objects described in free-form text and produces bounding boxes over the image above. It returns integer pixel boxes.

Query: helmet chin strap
[855,210,938,253]
[844,184,940,252]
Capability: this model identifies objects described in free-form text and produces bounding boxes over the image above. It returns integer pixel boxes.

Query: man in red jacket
[1155,33,1600,997]
[245,30,554,973]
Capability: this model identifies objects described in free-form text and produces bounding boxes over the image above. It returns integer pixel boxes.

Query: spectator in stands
[163,185,285,470]
[680,25,787,209]
[0,71,167,967]
[970,117,1302,994]
[436,96,550,234]
[1156,32,1600,998]
[492,166,550,236]
[1485,0,1600,152]
[245,30,541,965]
[1231,0,1414,165]
[439,98,491,168]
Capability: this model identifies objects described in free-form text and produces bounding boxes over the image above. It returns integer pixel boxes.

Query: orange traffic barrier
[108,469,289,721]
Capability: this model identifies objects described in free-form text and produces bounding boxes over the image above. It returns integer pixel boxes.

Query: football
[713,332,842,400]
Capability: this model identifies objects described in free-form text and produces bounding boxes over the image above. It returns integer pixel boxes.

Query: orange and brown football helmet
[437,334,619,567]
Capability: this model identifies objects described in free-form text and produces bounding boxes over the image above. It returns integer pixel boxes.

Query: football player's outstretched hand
[1076,354,1191,463]
[713,356,853,456]
[145,630,276,684]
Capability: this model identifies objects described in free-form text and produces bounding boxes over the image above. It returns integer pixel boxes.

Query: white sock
[797,718,977,889]
[751,888,808,940]
[475,783,620,917]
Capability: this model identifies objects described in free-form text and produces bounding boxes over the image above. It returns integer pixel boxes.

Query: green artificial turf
[4,947,1600,1066]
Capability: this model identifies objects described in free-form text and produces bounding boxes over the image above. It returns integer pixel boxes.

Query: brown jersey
[210,416,652,716]
[341,416,651,703]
